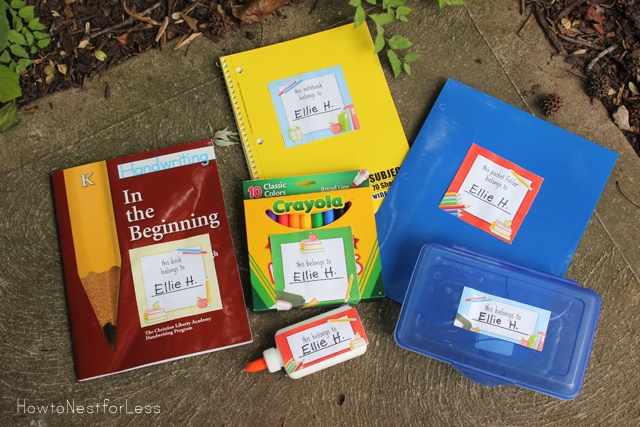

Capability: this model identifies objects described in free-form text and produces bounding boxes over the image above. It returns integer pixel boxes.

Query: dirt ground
[8,0,640,156]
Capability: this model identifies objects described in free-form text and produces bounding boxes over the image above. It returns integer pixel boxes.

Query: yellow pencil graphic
[510,170,532,191]
[64,161,121,350]
[344,274,354,301]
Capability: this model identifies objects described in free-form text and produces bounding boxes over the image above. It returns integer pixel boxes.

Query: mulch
[11,0,640,156]
[17,0,303,105]
[531,0,640,155]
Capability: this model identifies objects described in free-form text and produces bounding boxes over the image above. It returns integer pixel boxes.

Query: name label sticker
[440,144,543,243]
[455,286,551,351]
[275,307,368,374]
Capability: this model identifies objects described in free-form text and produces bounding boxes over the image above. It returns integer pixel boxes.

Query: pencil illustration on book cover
[439,143,543,243]
[52,140,252,380]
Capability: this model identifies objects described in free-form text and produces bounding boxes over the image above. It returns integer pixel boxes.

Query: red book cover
[52,140,252,380]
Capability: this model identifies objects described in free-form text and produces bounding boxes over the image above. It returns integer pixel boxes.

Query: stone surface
[1,1,639,425]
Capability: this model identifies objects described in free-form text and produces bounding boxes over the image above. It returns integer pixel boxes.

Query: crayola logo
[272,196,344,214]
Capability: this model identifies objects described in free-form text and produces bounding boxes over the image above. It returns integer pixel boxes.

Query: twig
[558,0,586,20]
[557,33,603,50]
[586,44,617,73]
[518,12,536,37]
[533,5,566,54]
[89,1,162,39]
[520,0,525,15]
[616,181,640,209]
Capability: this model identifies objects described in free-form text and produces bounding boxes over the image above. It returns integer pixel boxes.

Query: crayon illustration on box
[243,170,383,311]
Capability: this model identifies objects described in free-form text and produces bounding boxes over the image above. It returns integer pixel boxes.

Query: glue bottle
[244,305,368,379]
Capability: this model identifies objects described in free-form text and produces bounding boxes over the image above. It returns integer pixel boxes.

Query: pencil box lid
[394,244,601,400]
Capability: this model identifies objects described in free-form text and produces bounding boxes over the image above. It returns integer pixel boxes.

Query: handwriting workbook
[52,140,252,380]
[376,79,618,303]
[220,23,409,211]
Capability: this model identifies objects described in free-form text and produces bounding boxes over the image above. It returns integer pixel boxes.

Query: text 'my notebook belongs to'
[220,23,409,211]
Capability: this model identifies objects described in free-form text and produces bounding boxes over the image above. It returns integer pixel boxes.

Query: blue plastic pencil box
[394,244,601,400]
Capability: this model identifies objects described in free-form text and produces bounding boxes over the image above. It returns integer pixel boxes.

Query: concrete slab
[1,0,639,425]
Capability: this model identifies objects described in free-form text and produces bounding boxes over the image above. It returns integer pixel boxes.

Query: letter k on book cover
[220,23,409,211]
[52,140,252,380]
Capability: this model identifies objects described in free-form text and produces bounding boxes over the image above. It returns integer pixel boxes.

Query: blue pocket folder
[376,79,617,304]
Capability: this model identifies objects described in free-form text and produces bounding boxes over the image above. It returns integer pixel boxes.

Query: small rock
[613,105,632,131]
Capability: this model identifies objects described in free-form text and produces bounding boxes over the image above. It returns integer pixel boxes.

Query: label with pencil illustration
[440,143,543,243]
[268,65,359,148]
[454,287,551,351]
[270,228,360,310]
[274,306,368,378]
[242,170,384,312]
[129,234,223,327]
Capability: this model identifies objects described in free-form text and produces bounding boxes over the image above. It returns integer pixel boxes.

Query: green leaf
[383,0,406,8]
[28,17,46,31]
[94,49,107,61]
[0,100,20,132]
[8,29,27,45]
[388,34,412,50]
[13,15,23,33]
[395,6,411,22]
[18,5,34,21]
[22,28,33,46]
[0,2,9,51]
[370,11,393,26]
[403,62,411,75]
[0,50,11,63]
[0,64,21,102]
[353,5,366,28]
[16,57,32,69]
[10,0,27,9]
[36,38,50,49]
[364,0,377,4]
[33,31,49,40]
[348,0,361,6]
[374,31,385,54]
[9,43,29,58]
[404,53,420,63]
[387,49,402,78]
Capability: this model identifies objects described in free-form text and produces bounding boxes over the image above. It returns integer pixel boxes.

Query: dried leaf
[57,63,67,75]
[122,0,161,26]
[24,106,38,115]
[78,39,90,49]
[173,32,202,50]
[232,0,290,24]
[561,18,572,30]
[181,13,198,32]
[629,81,640,95]
[155,17,169,43]
[572,48,588,55]
[210,125,239,147]
[116,33,129,45]
[171,12,182,20]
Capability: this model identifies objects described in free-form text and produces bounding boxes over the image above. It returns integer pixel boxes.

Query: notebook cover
[220,23,409,211]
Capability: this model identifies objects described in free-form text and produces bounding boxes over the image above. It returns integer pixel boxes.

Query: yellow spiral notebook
[220,23,408,210]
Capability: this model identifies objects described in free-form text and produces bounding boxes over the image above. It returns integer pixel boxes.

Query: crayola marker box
[243,170,383,312]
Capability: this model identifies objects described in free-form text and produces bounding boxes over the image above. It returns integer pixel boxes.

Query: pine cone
[588,74,610,99]
[541,93,563,116]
